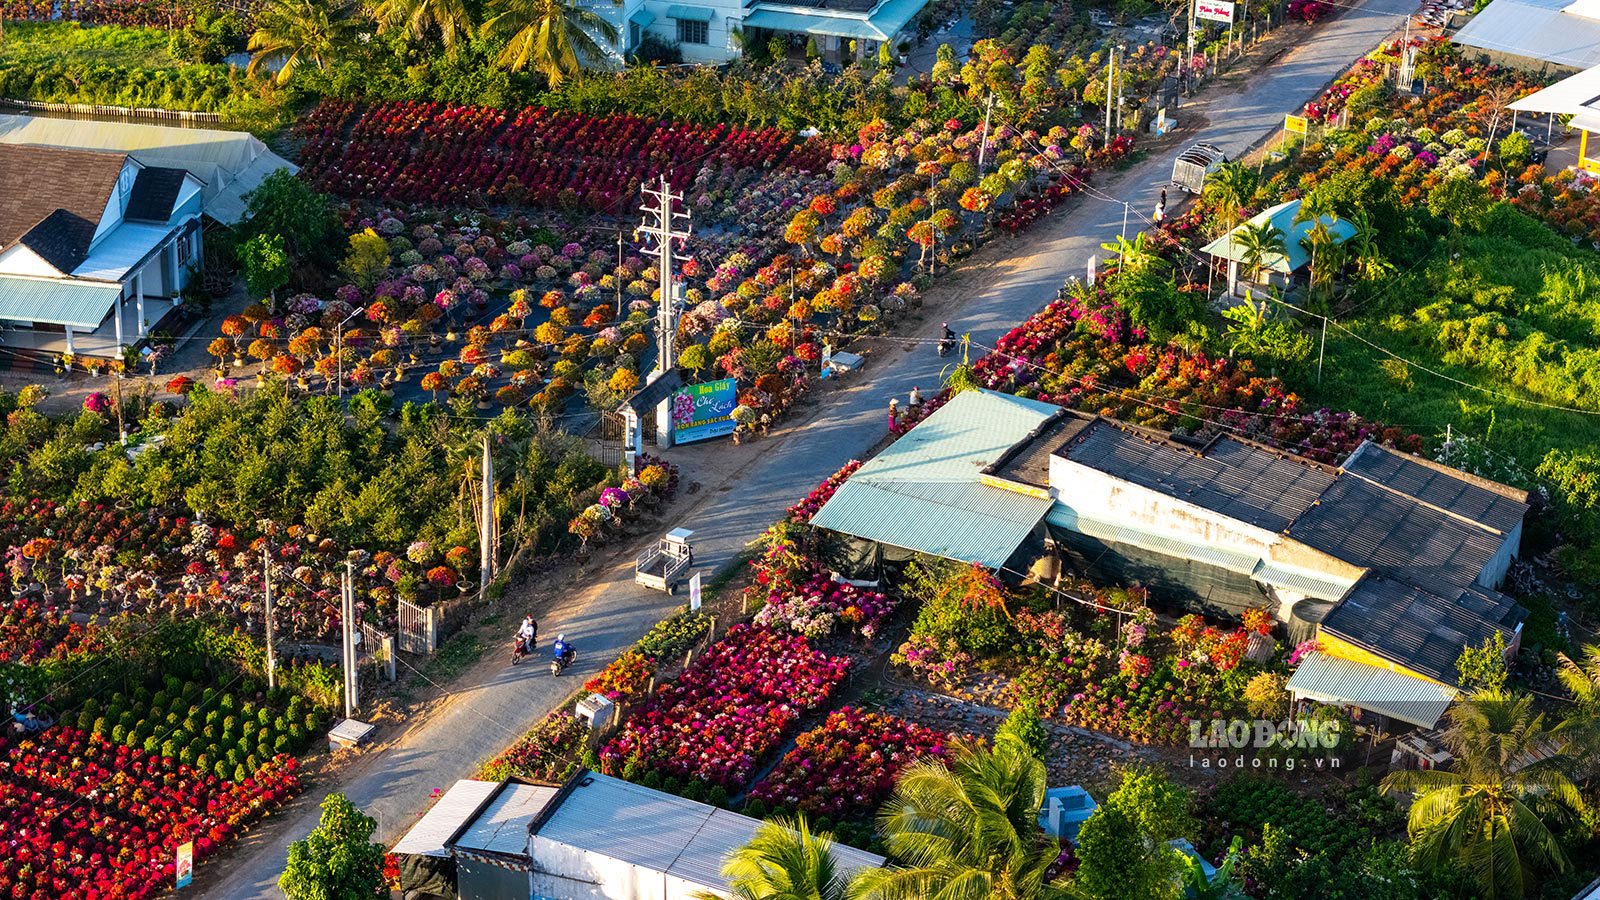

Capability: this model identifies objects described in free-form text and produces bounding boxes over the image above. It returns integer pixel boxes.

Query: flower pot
[476,399,491,409]
[456,580,475,594]
[429,334,443,349]
[232,356,246,368]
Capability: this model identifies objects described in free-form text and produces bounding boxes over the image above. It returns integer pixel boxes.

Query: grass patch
[0,21,288,132]
[418,632,487,686]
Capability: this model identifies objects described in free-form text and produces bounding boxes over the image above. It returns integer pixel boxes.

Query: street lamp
[334,306,366,399]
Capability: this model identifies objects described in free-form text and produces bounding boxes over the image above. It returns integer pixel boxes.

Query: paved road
[197,2,1412,894]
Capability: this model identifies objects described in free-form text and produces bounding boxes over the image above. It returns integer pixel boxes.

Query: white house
[588,0,929,65]
[0,144,205,357]
[392,773,885,900]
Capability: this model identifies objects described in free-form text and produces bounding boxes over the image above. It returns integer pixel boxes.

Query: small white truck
[1171,141,1227,194]
[635,527,694,593]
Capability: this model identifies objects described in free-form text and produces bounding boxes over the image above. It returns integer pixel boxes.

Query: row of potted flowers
[598,624,849,790]
[0,727,298,900]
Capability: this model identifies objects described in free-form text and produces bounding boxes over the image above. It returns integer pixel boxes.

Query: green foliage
[904,558,1014,657]
[1073,799,1180,900]
[0,22,283,130]
[239,233,291,300]
[1497,131,1532,166]
[995,699,1050,760]
[1426,179,1493,234]
[1105,764,1196,845]
[1454,631,1509,695]
[1108,267,1203,343]
[280,793,388,900]
[633,609,711,660]
[339,229,391,291]
[239,169,342,271]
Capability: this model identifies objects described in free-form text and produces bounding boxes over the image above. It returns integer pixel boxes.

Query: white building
[392,773,885,900]
[0,115,296,359]
[594,0,930,64]
[0,144,205,358]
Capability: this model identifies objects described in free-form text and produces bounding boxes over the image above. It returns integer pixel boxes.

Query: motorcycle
[550,645,577,676]
[511,635,533,665]
[936,337,954,357]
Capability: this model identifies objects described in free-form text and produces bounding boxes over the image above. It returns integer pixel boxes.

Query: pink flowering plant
[746,707,952,820]
[599,624,849,790]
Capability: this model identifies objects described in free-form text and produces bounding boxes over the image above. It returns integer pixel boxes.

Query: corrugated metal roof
[1319,575,1521,684]
[453,782,559,857]
[1199,200,1358,273]
[1341,442,1528,535]
[1061,421,1337,533]
[0,275,122,329]
[72,222,176,282]
[814,480,1051,568]
[1509,63,1600,113]
[1452,0,1600,69]
[1288,477,1505,594]
[743,0,927,41]
[1250,560,1356,602]
[809,389,1061,568]
[0,114,297,226]
[392,780,501,858]
[533,774,883,892]
[1287,651,1457,729]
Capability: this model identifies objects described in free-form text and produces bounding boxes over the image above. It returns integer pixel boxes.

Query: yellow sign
[1284,114,1309,135]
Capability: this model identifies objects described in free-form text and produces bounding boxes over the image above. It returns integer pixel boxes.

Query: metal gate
[360,623,397,681]
[398,598,438,655]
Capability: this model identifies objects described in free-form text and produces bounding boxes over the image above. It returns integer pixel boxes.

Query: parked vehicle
[1172,141,1227,194]
[635,528,694,594]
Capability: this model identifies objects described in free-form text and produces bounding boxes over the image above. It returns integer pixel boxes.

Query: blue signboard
[671,378,738,443]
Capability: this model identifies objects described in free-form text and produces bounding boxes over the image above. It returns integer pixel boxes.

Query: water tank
[575,693,616,733]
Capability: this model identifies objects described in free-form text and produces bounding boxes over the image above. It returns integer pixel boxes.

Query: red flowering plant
[479,710,587,782]
[786,460,863,523]
[0,727,298,900]
[746,707,953,820]
[598,624,849,790]
[582,650,656,702]
[754,570,899,641]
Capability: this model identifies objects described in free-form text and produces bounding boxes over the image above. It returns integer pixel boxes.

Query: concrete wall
[642,0,744,62]
[1047,457,1362,616]
[457,856,530,900]
[1478,521,1521,589]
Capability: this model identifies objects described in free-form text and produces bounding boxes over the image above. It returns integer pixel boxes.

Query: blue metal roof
[808,389,1062,568]
[665,4,714,20]
[0,275,121,329]
[1199,199,1357,273]
[743,0,927,41]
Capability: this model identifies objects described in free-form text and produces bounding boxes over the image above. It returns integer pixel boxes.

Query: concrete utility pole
[977,92,995,175]
[1104,45,1115,149]
[263,545,276,691]
[341,561,357,719]
[479,432,495,591]
[639,175,693,376]
[1187,0,1198,84]
[638,176,694,449]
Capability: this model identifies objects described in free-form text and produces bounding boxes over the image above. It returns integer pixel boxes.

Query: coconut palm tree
[1099,232,1170,275]
[1557,643,1600,713]
[247,0,364,84]
[480,0,618,85]
[1232,220,1286,289]
[1201,162,1258,231]
[370,0,473,50]
[695,816,855,900]
[853,737,1072,900]
[1381,691,1587,900]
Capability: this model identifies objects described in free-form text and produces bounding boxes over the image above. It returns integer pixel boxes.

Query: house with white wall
[808,389,1530,727]
[392,773,885,900]
[0,144,204,358]
[587,0,929,64]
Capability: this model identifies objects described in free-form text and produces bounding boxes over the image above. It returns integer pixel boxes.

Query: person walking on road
[1154,188,1167,223]
[888,397,900,432]
[908,386,922,410]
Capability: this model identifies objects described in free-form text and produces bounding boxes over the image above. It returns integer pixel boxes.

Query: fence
[360,623,397,682]
[398,598,439,655]
[0,98,224,125]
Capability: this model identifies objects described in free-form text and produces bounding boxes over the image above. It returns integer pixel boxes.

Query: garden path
[194,1,1415,893]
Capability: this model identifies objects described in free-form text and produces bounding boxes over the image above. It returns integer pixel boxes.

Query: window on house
[676,18,708,44]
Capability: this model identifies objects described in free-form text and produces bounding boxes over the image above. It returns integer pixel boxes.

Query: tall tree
[853,737,1071,900]
[247,0,364,84]
[370,0,473,50]
[1202,162,1258,231]
[1232,220,1286,288]
[280,793,388,900]
[1381,691,1587,899]
[479,0,618,86]
[696,815,855,900]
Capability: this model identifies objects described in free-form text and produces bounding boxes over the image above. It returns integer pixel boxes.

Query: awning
[629,7,656,27]
[812,479,1051,569]
[1508,64,1600,113]
[665,4,714,21]
[392,780,500,858]
[742,0,926,41]
[1286,651,1457,729]
[0,276,123,330]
